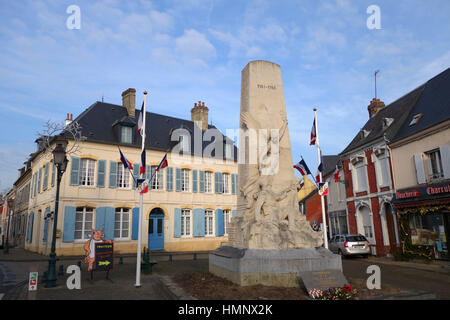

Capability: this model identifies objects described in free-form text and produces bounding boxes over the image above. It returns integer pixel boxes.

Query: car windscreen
[346,236,367,242]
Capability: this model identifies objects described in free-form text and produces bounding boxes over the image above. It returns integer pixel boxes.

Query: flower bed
[309,285,358,300]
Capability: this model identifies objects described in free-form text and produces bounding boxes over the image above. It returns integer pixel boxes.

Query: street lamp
[3,199,13,254]
[45,135,68,288]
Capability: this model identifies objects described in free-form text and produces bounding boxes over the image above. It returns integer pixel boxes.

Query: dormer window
[121,126,132,144]
[382,118,394,129]
[409,113,422,126]
[360,129,371,139]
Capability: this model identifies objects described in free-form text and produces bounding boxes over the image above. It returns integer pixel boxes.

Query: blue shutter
[231,174,236,195]
[166,167,173,191]
[146,165,151,181]
[232,210,237,217]
[175,168,181,192]
[63,206,76,242]
[174,208,181,238]
[109,161,117,188]
[214,172,219,193]
[38,167,42,193]
[192,170,198,193]
[132,208,139,240]
[43,163,49,191]
[219,172,224,193]
[51,163,56,187]
[104,207,115,241]
[216,209,224,236]
[95,207,106,230]
[199,171,205,193]
[97,160,106,188]
[193,208,205,237]
[132,163,139,189]
[43,207,50,242]
[159,168,164,190]
[70,157,80,186]
[28,212,35,243]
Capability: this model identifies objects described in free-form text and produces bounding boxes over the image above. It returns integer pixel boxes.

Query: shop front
[393,181,450,260]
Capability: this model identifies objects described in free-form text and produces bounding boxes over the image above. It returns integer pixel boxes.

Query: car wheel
[363,254,369,258]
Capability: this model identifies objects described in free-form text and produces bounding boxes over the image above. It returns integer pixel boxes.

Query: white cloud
[175,29,216,66]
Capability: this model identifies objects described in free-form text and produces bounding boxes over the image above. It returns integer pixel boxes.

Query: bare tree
[36,119,86,159]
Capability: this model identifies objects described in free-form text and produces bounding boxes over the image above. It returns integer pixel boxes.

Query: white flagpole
[136,91,147,287]
[314,108,329,249]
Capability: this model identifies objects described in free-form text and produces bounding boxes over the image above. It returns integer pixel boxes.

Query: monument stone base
[209,246,343,288]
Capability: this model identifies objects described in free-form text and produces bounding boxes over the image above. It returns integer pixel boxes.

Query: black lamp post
[45,135,68,288]
[3,199,13,254]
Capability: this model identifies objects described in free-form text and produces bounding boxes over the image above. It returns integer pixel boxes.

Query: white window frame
[205,209,214,237]
[181,209,191,237]
[151,166,163,190]
[117,163,130,189]
[205,171,212,193]
[79,158,96,186]
[352,157,368,193]
[74,207,94,241]
[121,126,132,144]
[114,208,130,240]
[223,173,230,194]
[181,169,190,192]
[223,210,230,236]
[426,149,444,181]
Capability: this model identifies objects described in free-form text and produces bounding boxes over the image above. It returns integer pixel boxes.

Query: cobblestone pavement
[1,248,449,300]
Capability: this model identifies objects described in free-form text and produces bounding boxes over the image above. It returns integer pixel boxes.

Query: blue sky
[0,0,449,191]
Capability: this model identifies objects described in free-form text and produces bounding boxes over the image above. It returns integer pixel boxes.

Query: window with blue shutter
[175,168,182,192]
[63,206,76,242]
[166,167,173,191]
[192,170,198,193]
[97,160,106,188]
[43,163,49,191]
[193,208,205,237]
[216,209,224,236]
[133,163,139,188]
[95,207,106,230]
[132,208,139,240]
[43,219,49,242]
[109,161,117,188]
[174,208,181,238]
[70,157,80,186]
[38,167,42,193]
[28,212,34,243]
[214,172,219,193]
[231,174,237,195]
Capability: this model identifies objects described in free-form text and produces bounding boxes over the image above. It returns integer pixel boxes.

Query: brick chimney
[65,113,73,127]
[367,98,385,118]
[191,101,209,131]
[122,88,136,118]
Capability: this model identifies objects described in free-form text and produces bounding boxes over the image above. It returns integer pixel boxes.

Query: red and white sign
[28,272,38,291]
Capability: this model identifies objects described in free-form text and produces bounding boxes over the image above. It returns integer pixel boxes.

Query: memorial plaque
[95,242,114,271]
[299,270,348,292]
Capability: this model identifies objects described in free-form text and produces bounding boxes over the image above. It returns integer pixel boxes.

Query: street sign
[319,182,329,196]
[95,242,114,271]
[28,272,38,291]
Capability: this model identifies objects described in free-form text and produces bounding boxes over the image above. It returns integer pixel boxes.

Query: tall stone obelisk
[230,60,322,249]
[210,61,342,288]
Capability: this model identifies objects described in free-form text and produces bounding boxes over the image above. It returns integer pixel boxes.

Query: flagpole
[136,91,147,288]
[313,108,329,249]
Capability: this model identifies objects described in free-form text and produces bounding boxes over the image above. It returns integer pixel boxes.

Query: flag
[119,148,133,171]
[155,153,168,172]
[334,165,340,183]
[294,159,311,176]
[140,149,146,176]
[315,162,323,183]
[137,178,148,194]
[310,118,316,145]
[137,101,144,136]
[318,182,329,196]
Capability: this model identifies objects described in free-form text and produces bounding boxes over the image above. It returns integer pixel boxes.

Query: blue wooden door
[148,213,164,250]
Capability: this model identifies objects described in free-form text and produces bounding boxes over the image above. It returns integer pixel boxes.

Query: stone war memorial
[209,60,344,288]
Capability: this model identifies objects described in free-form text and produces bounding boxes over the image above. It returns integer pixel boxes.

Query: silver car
[329,234,371,257]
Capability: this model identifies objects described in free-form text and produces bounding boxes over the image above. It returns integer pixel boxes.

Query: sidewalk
[365,255,450,275]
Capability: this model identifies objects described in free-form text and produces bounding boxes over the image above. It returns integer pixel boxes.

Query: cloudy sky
[0,0,449,190]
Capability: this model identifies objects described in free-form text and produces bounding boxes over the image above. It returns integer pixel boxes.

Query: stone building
[24,88,239,256]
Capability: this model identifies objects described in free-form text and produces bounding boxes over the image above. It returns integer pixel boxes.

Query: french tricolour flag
[119,148,133,171]
[140,149,146,176]
[155,153,168,172]
[310,118,316,145]
[137,101,144,136]
[294,159,311,176]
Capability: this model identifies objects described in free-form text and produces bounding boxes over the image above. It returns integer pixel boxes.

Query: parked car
[329,234,371,258]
